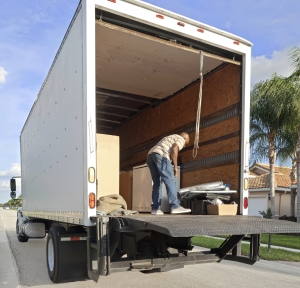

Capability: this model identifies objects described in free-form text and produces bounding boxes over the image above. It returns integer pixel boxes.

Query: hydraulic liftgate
[86,215,300,282]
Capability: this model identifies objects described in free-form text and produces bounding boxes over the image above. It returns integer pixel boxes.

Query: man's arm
[170,143,179,177]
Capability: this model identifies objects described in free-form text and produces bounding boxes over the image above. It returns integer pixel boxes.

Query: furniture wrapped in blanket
[97,194,138,216]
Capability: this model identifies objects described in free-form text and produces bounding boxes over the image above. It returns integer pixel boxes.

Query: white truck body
[21,0,251,226]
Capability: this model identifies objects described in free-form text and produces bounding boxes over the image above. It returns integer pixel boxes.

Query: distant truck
[10,0,300,284]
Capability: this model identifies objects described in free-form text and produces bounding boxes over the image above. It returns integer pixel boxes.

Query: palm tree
[288,47,300,222]
[289,47,300,77]
[281,119,300,223]
[276,126,298,217]
[250,74,297,218]
[266,72,300,222]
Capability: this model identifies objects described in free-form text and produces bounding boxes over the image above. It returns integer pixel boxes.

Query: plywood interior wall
[182,164,240,195]
[112,63,241,191]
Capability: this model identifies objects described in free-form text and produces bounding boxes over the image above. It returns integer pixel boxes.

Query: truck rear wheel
[46,226,66,283]
[16,219,28,242]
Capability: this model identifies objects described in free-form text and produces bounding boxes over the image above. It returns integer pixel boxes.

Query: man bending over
[147,132,191,215]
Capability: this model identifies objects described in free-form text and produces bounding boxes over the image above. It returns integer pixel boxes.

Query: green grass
[212,234,300,250]
[192,236,300,262]
[260,234,300,249]
[192,235,227,249]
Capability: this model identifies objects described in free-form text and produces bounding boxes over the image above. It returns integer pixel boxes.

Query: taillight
[156,14,164,19]
[233,41,240,45]
[89,193,96,209]
[197,28,204,33]
[244,197,248,209]
[177,22,185,27]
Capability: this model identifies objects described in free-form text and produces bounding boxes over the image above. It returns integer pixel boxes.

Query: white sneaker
[151,209,164,215]
[171,206,191,214]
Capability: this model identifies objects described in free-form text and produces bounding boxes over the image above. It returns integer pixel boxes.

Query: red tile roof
[249,173,291,189]
[249,162,296,186]
[249,171,258,177]
[250,163,292,177]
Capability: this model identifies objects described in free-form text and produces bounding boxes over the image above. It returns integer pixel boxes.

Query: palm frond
[289,46,300,77]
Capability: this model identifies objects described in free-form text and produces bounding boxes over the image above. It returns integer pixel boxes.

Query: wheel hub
[48,238,54,272]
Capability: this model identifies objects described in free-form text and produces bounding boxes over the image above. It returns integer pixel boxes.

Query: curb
[0,215,20,288]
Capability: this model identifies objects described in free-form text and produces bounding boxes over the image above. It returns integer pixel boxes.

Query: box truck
[10,0,300,283]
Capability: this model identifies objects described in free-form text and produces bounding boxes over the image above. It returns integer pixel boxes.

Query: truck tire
[16,219,28,242]
[46,226,66,283]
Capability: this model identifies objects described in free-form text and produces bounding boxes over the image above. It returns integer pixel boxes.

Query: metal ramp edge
[120,215,300,237]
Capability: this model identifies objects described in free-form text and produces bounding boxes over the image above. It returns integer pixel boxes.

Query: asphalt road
[1,209,300,288]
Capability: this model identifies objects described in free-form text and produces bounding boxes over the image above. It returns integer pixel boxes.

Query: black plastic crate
[180,199,191,209]
[191,200,207,215]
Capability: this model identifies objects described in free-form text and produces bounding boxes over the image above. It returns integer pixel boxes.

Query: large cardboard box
[96,134,119,198]
[207,204,238,215]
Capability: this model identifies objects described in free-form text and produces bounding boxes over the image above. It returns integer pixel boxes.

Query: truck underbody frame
[83,214,300,282]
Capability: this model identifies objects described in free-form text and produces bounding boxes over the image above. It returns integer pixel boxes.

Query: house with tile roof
[248,162,297,218]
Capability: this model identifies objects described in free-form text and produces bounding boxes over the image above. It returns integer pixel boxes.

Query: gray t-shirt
[148,134,185,162]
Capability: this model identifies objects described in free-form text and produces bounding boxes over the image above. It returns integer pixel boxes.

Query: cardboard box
[119,171,132,210]
[206,204,238,215]
[96,134,119,198]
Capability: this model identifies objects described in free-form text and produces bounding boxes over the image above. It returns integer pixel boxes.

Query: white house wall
[249,190,295,218]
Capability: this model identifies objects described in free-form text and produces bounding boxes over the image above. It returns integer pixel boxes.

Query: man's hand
[174,166,178,178]
[170,143,179,178]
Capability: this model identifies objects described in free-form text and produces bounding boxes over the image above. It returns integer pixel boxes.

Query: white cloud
[251,47,295,88]
[1,181,9,188]
[0,163,21,177]
[0,66,8,83]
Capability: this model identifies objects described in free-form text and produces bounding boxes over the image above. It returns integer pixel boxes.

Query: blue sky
[0,0,300,203]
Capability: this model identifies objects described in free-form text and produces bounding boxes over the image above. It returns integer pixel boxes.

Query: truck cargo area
[94,12,243,207]
[91,10,300,275]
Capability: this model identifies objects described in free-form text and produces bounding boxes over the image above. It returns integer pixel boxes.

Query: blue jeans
[147,153,181,210]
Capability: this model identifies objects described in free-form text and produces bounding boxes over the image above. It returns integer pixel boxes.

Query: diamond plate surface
[123,215,300,237]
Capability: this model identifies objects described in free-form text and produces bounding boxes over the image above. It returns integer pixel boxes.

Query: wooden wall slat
[180,136,240,163]
[179,116,240,163]
[196,117,240,145]
[120,136,240,172]
[120,105,239,160]
[119,117,240,170]
[200,65,241,118]
[181,163,240,191]
[120,149,147,171]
